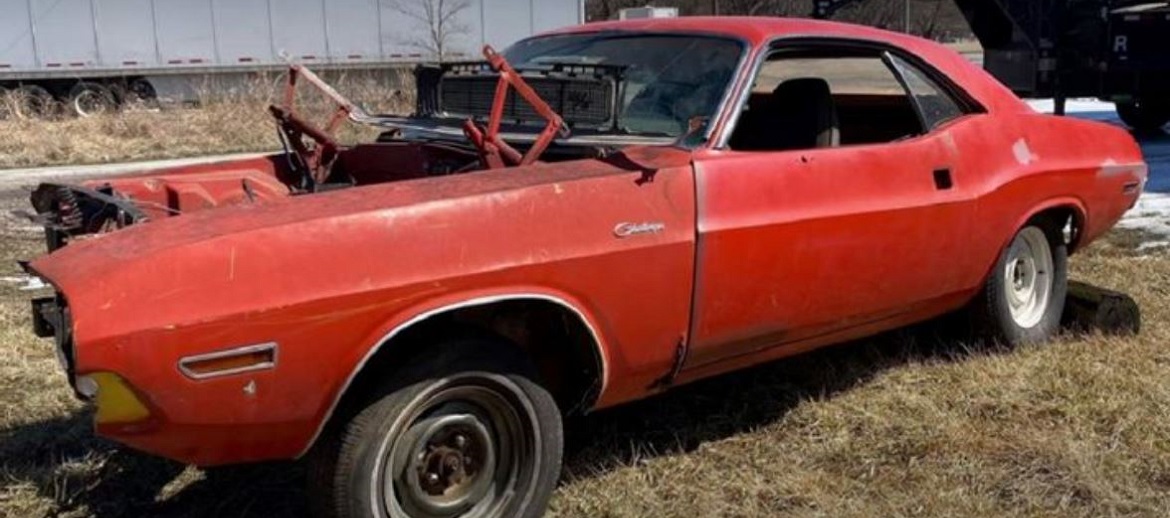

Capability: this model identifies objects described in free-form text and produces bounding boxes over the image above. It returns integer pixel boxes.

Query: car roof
[543,17,1028,114]
[549,16,901,47]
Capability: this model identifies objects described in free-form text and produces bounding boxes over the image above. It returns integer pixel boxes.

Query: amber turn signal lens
[81,372,151,424]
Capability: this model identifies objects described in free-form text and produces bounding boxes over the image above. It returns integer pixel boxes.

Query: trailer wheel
[68,82,118,117]
[12,85,56,120]
[121,78,159,111]
[1116,99,1170,133]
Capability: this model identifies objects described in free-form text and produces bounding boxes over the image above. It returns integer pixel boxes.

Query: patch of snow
[1026,98,1120,120]
[0,275,47,291]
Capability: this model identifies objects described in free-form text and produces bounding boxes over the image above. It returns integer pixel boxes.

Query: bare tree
[385,0,472,60]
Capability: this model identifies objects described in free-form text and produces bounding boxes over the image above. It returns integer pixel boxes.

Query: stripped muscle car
[23,17,1147,518]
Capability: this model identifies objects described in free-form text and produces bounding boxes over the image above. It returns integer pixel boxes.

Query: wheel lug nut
[454,434,467,449]
[426,472,440,485]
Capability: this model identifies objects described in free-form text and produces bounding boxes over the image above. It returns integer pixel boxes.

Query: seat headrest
[771,77,833,102]
[770,77,839,149]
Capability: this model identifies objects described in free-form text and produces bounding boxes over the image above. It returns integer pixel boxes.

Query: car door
[684,43,979,369]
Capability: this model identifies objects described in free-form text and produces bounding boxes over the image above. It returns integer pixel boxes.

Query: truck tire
[112,78,159,111]
[1116,100,1170,133]
[971,219,1068,346]
[68,82,118,117]
[308,339,563,518]
[13,84,56,119]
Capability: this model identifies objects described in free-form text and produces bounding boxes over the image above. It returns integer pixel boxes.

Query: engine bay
[25,47,625,250]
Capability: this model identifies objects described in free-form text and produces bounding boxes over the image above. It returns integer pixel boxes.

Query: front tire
[310,340,563,518]
[973,221,1068,346]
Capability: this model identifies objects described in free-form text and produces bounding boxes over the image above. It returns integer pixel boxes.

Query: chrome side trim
[295,293,609,458]
[178,342,278,380]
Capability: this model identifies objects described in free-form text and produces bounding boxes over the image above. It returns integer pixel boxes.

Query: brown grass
[0,224,1167,517]
[0,70,413,170]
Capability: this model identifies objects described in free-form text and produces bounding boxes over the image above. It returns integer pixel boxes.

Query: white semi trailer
[0,0,585,117]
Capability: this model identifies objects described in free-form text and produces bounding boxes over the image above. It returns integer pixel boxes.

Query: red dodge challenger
[24,17,1146,518]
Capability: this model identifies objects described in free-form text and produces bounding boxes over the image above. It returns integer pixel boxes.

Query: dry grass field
[0,71,411,170]
[0,218,1166,518]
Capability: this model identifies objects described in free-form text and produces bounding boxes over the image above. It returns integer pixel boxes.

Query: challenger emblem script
[613,222,665,238]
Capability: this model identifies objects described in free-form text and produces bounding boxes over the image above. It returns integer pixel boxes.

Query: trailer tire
[1116,100,1170,133]
[12,85,56,120]
[121,78,159,110]
[68,82,118,118]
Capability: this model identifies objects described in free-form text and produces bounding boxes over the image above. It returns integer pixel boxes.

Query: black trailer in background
[814,0,1170,131]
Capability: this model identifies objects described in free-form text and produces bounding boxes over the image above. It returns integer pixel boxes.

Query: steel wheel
[310,339,563,518]
[1003,226,1054,329]
[374,376,536,518]
[971,219,1068,346]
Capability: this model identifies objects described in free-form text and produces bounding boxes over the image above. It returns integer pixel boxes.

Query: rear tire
[972,220,1068,346]
[308,339,563,518]
[1116,99,1170,133]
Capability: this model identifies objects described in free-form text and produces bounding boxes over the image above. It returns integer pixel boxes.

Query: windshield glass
[503,33,743,138]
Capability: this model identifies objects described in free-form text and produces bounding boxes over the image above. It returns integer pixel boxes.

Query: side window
[728,50,927,151]
[888,54,966,130]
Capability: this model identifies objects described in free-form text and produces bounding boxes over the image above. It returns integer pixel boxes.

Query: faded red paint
[28,18,1145,467]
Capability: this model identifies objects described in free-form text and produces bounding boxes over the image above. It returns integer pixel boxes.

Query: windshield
[503,33,744,138]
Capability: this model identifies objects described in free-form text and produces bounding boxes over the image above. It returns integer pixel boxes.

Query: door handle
[932,168,953,190]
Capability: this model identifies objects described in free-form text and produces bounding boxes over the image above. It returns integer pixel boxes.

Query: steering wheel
[270,105,340,189]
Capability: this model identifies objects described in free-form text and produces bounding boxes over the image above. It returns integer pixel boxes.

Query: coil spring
[55,186,83,229]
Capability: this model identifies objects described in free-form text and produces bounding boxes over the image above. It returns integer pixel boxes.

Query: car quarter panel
[29,147,697,465]
[943,113,1145,287]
